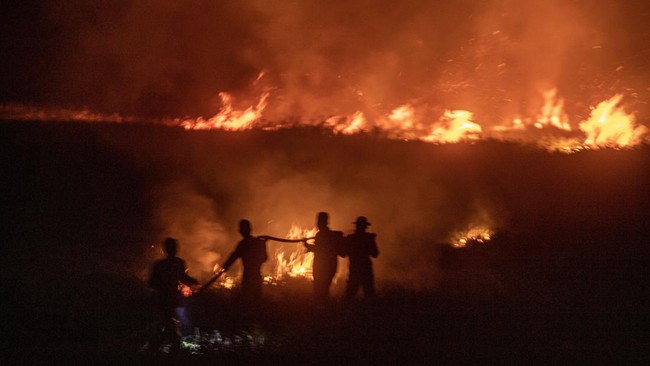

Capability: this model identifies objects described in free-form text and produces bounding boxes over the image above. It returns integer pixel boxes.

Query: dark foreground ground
[0,121,648,364]
[2,265,647,365]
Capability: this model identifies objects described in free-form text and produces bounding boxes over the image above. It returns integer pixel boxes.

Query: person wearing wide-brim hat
[353,216,371,227]
[343,216,379,305]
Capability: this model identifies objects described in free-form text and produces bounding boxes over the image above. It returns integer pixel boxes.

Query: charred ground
[1,120,648,364]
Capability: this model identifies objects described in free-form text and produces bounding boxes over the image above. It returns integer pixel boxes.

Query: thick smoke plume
[2,1,649,125]
[2,1,650,290]
[87,125,646,290]
[94,125,508,288]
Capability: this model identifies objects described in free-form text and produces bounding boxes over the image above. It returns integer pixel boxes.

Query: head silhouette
[353,216,371,232]
[317,212,329,230]
[163,237,178,256]
[239,219,252,237]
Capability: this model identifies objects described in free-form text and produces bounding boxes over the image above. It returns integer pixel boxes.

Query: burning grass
[1,120,648,364]
[3,86,648,154]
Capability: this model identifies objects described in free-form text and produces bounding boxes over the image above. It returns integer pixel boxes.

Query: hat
[353,216,371,226]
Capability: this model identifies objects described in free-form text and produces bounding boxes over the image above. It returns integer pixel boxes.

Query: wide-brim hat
[353,216,371,226]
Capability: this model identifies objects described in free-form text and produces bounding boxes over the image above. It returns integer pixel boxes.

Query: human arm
[221,250,239,272]
[178,259,199,286]
[303,241,315,253]
[180,269,199,286]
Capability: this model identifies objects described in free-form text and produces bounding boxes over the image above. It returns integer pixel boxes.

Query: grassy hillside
[1,120,648,364]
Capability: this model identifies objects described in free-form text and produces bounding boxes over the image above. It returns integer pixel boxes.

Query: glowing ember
[178,283,193,298]
[450,226,494,248]
[423,110,482,143]
[220,276,236,290]
[0,103,134,123]
[579,94,648,148]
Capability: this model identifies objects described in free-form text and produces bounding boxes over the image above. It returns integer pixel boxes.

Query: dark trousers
[148,300,182,352]
[241,272,263,302]
[344,271,375,303]
[313,258,337,303]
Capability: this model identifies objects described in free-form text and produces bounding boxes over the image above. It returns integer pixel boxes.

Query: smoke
[4,0,649,290]
[152,180,228,279]
[2,1,649,125]
[125,127,510,289]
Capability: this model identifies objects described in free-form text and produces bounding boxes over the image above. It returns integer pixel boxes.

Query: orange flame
[492,117,526,132]
[209,263,238,290]
[0,103,133,123]
[450,225,494,248]
[326,111,369,135]
[423,110,482,143]
[535,89,571,131]
[388,104,416,130]
[6,82,648,154]
[178,282,193,297]
[579,94,648,148]
[180,91,269,130]
[271,225,318,280]
[379,104,419,132]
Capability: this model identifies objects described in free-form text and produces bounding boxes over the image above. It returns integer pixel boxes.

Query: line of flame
[3,87,648,153]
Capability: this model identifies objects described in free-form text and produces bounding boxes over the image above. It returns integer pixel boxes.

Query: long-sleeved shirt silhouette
[148,256,198,308]
[344,231,379,301]
[307,228,344,302]
[146,238,198,352]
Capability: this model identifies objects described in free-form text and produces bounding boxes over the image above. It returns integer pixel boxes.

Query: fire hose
[258,235,315,244]
[197,235,315,294]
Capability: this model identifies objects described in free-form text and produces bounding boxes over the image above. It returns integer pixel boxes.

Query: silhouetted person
[147,237,198,352]
[343,216,379,305]
[304,212,344,304]
[222,219,268,303]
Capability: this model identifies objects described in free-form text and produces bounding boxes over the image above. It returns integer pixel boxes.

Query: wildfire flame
[179,91,269,131]
[450,225,494,248]
[492,117,526,132]
[375,104,421,139]
[423,110,482,143]
[0,103,135,123]
[326,111,369,135]
[579,94,648,148]
[535,88,571,131]
[270,225,318,281]
[4,82,648,154]
[209,263,238,290]
[388,104,417,130]
[175,90,647,152]
[208,225,318,290]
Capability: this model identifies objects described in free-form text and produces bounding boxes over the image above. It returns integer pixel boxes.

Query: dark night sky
[2,1,650,124]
